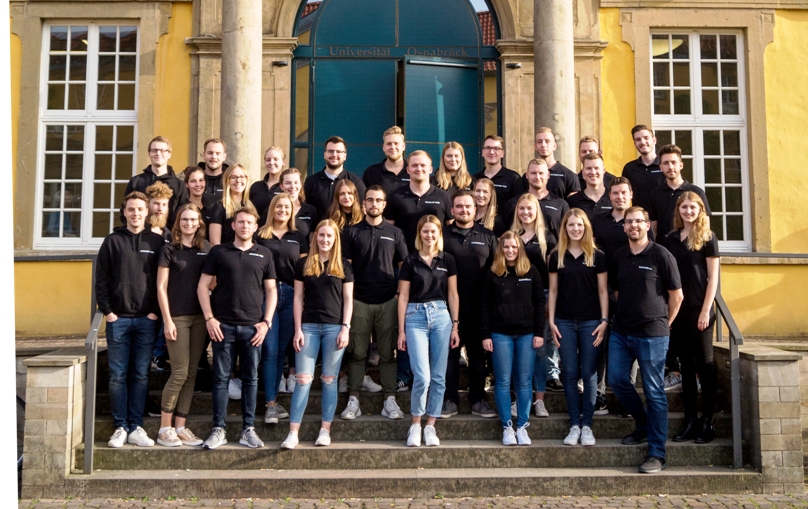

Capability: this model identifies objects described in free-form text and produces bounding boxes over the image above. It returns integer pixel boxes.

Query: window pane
[46,126,64,151]
[95,154,112,180]
[47,84,65,109]
[66,125,84,150]
[93,212,111,238]
[672,62,689,86]
[723,131,741,155]
[64,182,82,205]
[712,215,724,240]
[70,55,87,81]
[705,159,721,184]
[116,154,134,180]
[671,36,689,59]
[720,35,737,60]
[652,34,670,58]
[44,154,62,180]
[64,211,81,237]
[49,55,66,81]
[42,211,61,237]
[96,125,114,151]
[99,26,118,52]
[119,56,137,80]
[118,84,136,110]
[725,187,743,212]
[117,126,134,151]
[94,183,111,208]
[702,89,719,114]
[67,83,85,109]
[653,62,669,87]
[722,90,739,115]
[726,215,743,241]
[700,34,717,60]
[293,147,309,177]
[681,158,693,183]
[113,183,127,208]
[295,61,310,143]
[704,131,721,155]
[65,154,83,179]
[706,187,723,213]
[50,26,68,51]
[701,63,718,87]
[676,131,692,155]
[119,27,138,52]
[98,55,116,81]
[97,84,115,109]
[721,63,738,87]
[42,182,61,209]
[655,130,672,146]
[70,26,88,51]
[653,90,670,115]
[725,159,742,183]
[672,90,690,114]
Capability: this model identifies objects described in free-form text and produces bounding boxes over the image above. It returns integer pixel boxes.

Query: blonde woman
[209,164,252,245]
[327,179,363,231]
[397,215,460,447]
[473,178,506,236]
[249,146,286,224]
[279,168,317,238]
[481,231,544,446]
[548,208,608,446]
[281,219,354,449]
[434,142,473,194]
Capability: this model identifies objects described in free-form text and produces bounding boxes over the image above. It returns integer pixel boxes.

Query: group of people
[97,123,720,474]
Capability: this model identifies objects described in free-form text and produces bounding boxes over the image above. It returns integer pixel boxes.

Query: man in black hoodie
[124,136,188,228]
[96,191,167,449]
[197,137,228,200]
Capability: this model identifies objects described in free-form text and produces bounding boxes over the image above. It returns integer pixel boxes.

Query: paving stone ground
[16,495,808,509]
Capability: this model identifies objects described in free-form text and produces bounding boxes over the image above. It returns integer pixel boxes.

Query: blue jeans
[491,333,536,428]
[532,342,548,393]
[405,301,451,418]
[556,319,601,427]
[212,323,261,430]
[262,282,294,402]
[289,323,345,424]
[608,331,669,458]
[106,316,159,431]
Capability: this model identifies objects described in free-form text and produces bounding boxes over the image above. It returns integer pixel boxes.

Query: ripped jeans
[288,323,345,424]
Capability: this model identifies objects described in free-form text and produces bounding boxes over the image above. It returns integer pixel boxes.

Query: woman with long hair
[481,231,545,445]
[434,142,473,194]
[182,166,212,229]
[280,168,317,238]
[256,193,309,424]
[155,204,209,447]
[327,179,363,231]
[209,164,252,245]
[281,219,354,449]
[397,215,460,447]
[548,208,609,446]
[663,192,720,444]
[473,178,506,236]
[249,146,286,225]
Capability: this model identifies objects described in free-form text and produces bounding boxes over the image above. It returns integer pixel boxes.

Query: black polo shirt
[547,162,580,198]
[197,162,228,199]
[363,160,410,199]
[578,170,616,193]
[608,241,682,337]
[302,168,366,223]
[294,257,354,325]
[255,230,309,286]
[294,204,317,238]
[203,242,276,326]
[621,156,664,210]
[548,249,607,321]
[208,201,236,244]
[386,185,453,252]
[566,189,613,222]
[158,242,209,317]
[430,176,473,196]
[343,220,408,304]
[502,192,569,240]
[476,215,508,238]
[592,211,657,266]
[399,251,458,303]
[648,180,712,237]
[443,223,497,314]
[249,177,282,226]
[472,167,524,215]
[661,230,719,310]
[524,231,558,290]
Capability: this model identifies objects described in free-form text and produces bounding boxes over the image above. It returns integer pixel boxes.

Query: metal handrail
[82,311,103,474]
[713,292,744,469]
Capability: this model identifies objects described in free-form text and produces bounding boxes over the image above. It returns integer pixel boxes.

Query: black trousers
[445,311,489,405]
[670,307,717,419]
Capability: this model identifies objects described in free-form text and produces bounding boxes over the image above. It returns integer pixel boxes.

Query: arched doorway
[290,0,500,176]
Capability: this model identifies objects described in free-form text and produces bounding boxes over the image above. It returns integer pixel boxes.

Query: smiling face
[678,198,701,225]
[186,170,206,197]
[633,129,656,156]
[582,158,604,187]
[316,224,337,253]
[419,221,440,250]
[383,133,405,162]
[273,197,293,225]
[324,142,347,170]
[452,195,475,227]
[474,181,491,207]
[443,147,463,173]
[148,141,171,167]
[502,237,519,264]
[623,210,650,242]
[228,167,248,194]
[179,208,201,236]
[264,149,285,177]
[566,214,585,242]
[337,186,355,210]
[407,154,433,183]
[204,142,226,172]
[123,198,148,229]
[517,198,538,225]
[482,140,504,166]
[610,183,633,211]
[281,173,301,199]
[579,141,600,164]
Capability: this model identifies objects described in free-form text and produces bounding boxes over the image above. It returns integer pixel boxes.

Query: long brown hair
[258,193,297,239]
[327,179,363,230]
[673,191,713,251]
[170,203,206,250]
[303,219,346,278]
[474,178,498,231]
[554,208,596,269]
[435,142,472,191]
[510,193,548,259]
[491,231,531,277]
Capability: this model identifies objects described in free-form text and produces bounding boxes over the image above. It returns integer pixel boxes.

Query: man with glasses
[303,136,366,222]
[124,136,188,228]
[607,206,683,474]
[472,135,524,215]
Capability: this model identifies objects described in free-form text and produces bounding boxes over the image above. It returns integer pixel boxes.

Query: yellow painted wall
[154,2,193,167]
[599,8,637,175]
[11,32,21,191]
[765,11,808,253]
[15,261,93,337]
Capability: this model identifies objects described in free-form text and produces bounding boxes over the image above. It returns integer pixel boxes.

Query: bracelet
[600,318,609,323]
[205,316,215,322]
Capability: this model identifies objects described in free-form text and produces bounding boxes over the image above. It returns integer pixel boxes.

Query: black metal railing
[714,292,744,469]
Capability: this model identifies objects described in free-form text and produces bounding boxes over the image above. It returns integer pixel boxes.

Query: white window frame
[650,30,751,252]
[35,22,140,249]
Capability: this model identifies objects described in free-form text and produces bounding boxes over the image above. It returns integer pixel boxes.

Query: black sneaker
[638,455,667,473]
[593,393,609,416]
[546,379,564,392]
[621,428,648,445]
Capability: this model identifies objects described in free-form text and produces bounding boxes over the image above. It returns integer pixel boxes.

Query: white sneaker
[564,425,581,445]
[407,423,422,447]
[502,421,517,446]
[108,427,127,448]
[157,427,182,447]
[340,395,362,420]
[314,428,331,446]
[280,430,299,450]
[381,396,404,420]
[278,375,287,394]
[362,375,382,392]
[286,375,296,393]
[338,376,348,393]
[516,422,531,446]
[127,426,155,447]
[423,424,440,447]
[228,378,242,400]
[510,401,517,418]
[664,372,682,391]
[533,399,549,417]
[581,425,596,446]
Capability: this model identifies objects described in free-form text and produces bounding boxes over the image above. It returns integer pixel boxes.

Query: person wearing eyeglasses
[607,206,683,474]
[472,135,524,215]
[123,136,188,229]
[208,164,253,246]
[303,136,366,223]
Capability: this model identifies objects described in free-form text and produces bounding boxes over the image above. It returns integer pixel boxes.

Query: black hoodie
[95,226,165,317]
[480,265,546,338]
[197,161,228,200]
[124,165,189,228]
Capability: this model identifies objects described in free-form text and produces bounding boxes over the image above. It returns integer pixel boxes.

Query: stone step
[93,413,732,443]
[64,466,762,498]
[80,438,734,471]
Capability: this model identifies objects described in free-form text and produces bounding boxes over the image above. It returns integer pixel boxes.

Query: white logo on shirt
[550,173,563,177]
[638,265,653,271]
[518,278,532,282]
[380,236,395,241]
[286,240,299,245]
[651,170,662,173]
[298,216,311,221]
[249,253,264,258]
[196,252,207,256]
[140,250,154,254]
[494,184,507,188]
[424,201,441,205]
[471,241,486,246]
[544,205,559,211]
[436,267,448,272]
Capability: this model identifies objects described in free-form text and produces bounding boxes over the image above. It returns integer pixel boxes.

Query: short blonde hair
[383,126,404,141]
[414,215,443,254]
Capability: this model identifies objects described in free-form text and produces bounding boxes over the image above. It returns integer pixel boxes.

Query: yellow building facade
[10,0,808,338]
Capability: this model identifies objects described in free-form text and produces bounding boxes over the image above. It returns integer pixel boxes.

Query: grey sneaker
[362,375,382,392]
[381,396,404,420]
[127,426,155,447]
[340,395,362,420]
[203,426,228,450]
[533,399,549,418]
[265,403,280,424]
[239,426,264,448]
[564,425,581,445]
[472,400,497,418]
[664,372,682,391]
[274,403,289,419]
[108,427,127,448]
[440,400,458,418]
[510,401,517,418]
[157,427,181,447]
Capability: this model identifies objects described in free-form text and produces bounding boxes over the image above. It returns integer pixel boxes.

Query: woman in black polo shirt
[155,203,209,447]
[481,231,545,446]
[256,193,309,425]
[548,208,609,446]
[662,192,720,444]
[279,168,317,239]
[474,178,506,236]
[397,215,460,447]
[434,142,473,194]
[281,219,354,450]
[183,166,213,232]
[249,146,285,222]
[327,179,363,231]
[209,164,253,245]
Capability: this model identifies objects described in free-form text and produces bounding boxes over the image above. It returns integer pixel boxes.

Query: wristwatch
[263,319,271,328]
[342,323,351,329]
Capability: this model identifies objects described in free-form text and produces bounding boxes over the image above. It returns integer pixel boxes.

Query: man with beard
[527,127,580,199]
[145,182,174,242]
[124,136,188,228]
[197,138,228,199]
[566,153,613,222]
[340,185,409,421]
[621,125,664,211]
[363,127,410,201]
[303,136,366,222]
